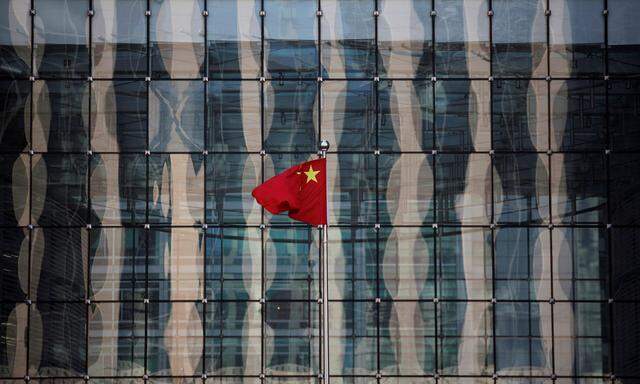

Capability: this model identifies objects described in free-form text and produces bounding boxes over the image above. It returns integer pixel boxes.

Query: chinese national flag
[252,158,327,225]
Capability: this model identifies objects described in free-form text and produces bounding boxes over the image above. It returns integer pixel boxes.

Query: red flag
[252,158,327,225]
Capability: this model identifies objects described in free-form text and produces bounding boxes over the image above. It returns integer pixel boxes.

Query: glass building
[1,0,639,382]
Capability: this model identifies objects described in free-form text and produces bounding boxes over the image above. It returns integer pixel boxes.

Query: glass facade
[0,0,639,382]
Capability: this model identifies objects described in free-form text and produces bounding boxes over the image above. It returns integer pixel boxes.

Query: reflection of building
[0,0,639,381]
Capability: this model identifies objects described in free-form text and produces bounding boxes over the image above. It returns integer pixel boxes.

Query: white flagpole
[319,140,330,383]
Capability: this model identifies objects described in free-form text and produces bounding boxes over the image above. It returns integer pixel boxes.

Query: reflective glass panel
[608,0,640,77]
[264,0,318,79]
[34,0,89,78]
[435,0,490,78]
[378,0,432,78]
[208,0,261,79]
[0,80,30,153]
[149,0,205,79]
[321,0,376,78]
[91,81,147,152]
[93,0,147,78]
[207,81,261,152]
[0,0,30,77]
[549,0,604,78]
[378,80,433,151]
[149,81,204,152]
[492,0,546,78]
[322,81,375,151]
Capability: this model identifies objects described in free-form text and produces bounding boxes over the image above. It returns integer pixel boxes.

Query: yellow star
[303,164,320,183]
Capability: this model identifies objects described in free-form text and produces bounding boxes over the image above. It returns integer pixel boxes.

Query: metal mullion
[433,226,439,377]
[374,0,380,183]
[25,0,36,377]
[143,1,150,375]
[202,0,210,374]
[375,226,380,379]
[143,131,150,378]
[259,0,266,380]
[86,0,94,378]
[602,0,615,377]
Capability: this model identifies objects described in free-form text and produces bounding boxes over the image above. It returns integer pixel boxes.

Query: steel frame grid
[0,0,636,382]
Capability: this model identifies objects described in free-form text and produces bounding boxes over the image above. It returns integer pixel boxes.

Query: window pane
[436,154,490,224]
[147,228,204,301]
[205,302,261,375]
[208,0,261,79]
[0,80,30,153]
[608,0,640,77]
[93,0,147,78]
[328,227,377,301]
[378,0,432,78]
[89,227,146,301]
[150,0,204,79]
[609,79,640,152]
[329,301,377,375]
[90,154,146,226]
[611,228,640,301]
[494,154,549,225]
[205,227,262,301]
[33,80,89,152]
[0,228,27,301]
[34,0,89,78]
[492,0,546,78]
[330,153,376,225]
[264,0,318,79]
[492,80,548,152]
[438,301,493,374]
[146,301,204,376]
[322,80,375,151]
[381,154,433,225]
[379,301,435,375]
[29,303,87,376]
[609,153,640,225]
[436,80,490,151]
[553,227,608,301]
[264,301,318,375]
[264,81,317,153]
[0,302,27,377]
[149,81,204,152]
[378,80,433,151]
[88,301,145,377]
[321,0,375,78]
[0,154,29,227]
[549,0,604,78]
[550,80,606,151]
[0,0,30,77]
[435,0,489,77]
[264,227,319,301]
[206,154,261,225]
[550,153,607,224]
[91,81,147,152]
[554,302,610,376]
[494,227,551,301]
[207,81,260,152]
[31,154,88,227]
[379,227,434,300]
[30,227,87,301]
[438,227,492,300]
[494,302,552,374]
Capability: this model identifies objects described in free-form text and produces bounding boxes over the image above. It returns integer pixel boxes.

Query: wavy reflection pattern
[0,0,638,382]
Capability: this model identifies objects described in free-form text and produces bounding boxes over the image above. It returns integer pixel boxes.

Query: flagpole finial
[319,140,330,152]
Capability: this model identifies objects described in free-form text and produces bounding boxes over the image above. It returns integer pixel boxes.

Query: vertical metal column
[319,139,330,383]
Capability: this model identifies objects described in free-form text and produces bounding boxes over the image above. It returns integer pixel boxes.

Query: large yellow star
[303,164,320,183]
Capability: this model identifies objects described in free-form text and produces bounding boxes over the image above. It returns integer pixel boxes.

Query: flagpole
[319,140,330,383]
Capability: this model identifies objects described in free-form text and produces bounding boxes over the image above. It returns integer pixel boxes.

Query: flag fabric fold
[252,158,327,225]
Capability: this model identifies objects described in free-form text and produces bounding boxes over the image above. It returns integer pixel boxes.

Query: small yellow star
[303,164,320,183]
